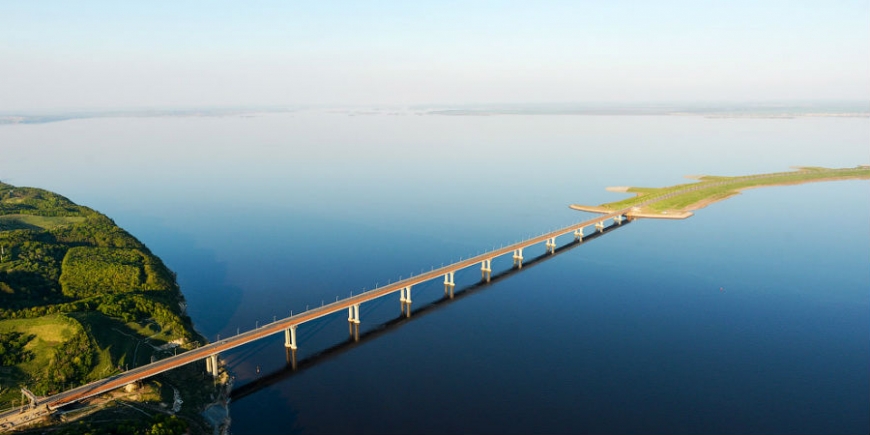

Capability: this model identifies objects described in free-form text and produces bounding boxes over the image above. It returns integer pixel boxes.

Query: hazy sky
[1,1,868,110]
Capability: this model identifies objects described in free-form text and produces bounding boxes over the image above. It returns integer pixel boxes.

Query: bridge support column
[348,304,361,341]
[480,259,492,282]
[400,286,412,318]
[284,325,298,368]
[574,227,585,241]
[615,215,624,225]
[595,221,605,233]
[512,248,524,268]
[284,325,298,350]
[546,237,556,254]
[206,354,219,377]
[444,272,455,298]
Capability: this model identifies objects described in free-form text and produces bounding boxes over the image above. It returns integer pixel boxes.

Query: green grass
[597,166,870,213]
[0,310,187,407]
[69,312,181,377]
[0,215,85,231]
[0,314,84,404]
[0,314,81,362]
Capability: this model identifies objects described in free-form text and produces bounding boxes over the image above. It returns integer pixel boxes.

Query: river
[1,110,867,434]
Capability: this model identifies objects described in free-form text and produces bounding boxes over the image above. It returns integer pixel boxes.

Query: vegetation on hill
[0,182,221,434]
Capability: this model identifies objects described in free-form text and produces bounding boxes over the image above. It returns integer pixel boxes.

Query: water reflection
[230,220,631,402]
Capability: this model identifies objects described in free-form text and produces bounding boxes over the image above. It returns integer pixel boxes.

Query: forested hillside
[0,182,203,407]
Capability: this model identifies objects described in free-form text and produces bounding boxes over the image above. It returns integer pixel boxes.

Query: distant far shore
[2,101,868,125]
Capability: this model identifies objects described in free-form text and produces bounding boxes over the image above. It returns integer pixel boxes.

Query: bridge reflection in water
[36,210,634,412]
[231,219,631,402]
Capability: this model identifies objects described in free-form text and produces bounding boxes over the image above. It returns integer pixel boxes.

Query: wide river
[2,111,868,434]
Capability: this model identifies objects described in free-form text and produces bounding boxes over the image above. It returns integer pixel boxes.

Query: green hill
[0,182,220,434]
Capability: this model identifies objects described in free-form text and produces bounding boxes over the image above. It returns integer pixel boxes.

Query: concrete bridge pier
[615,215,624,225]
[284,325,298,350]
[481,259,492,282]
[284,325,299,370]
[400,286,412,317]
[595,221,605,232]
[574,227,584,241]
[546,237,556,254]
[444,272,455,298]
[284,325,298,368]
[348,304,361,341]
[205,354,219,377]
[512,248,524,268]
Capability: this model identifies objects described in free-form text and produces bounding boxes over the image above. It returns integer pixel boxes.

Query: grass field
[0,314,81,361]
[0,314,84,405]
[592,166,870,214]
[69,312,182,378]
[0,311,183,407]
[0,215,85,231]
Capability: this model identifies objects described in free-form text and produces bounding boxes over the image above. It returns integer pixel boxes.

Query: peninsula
[0,183,227,434]
[570,166,870,219]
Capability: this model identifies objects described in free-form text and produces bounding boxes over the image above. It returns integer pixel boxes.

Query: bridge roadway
[39,209,631,410]
[31,175,747,412]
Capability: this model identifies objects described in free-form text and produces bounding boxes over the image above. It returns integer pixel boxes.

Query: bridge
[6,178,728,417]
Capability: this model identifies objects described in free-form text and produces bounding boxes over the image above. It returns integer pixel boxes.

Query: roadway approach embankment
[568,204,693,219]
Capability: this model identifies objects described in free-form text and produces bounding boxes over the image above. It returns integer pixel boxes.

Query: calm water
[1,112,868,434]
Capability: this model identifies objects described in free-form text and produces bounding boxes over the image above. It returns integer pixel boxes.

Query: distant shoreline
[2,102,868,125]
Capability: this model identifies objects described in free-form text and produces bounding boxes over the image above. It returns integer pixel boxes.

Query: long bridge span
[37,209,633,411]
[11,178,730,416]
